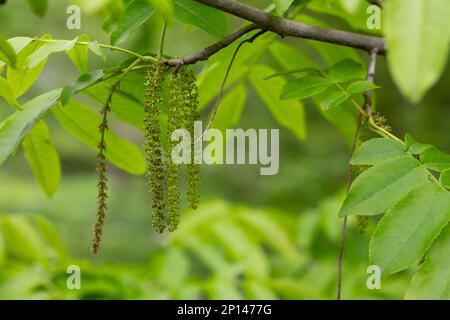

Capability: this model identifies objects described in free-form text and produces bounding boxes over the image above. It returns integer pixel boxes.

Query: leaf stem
[158,23,168,58]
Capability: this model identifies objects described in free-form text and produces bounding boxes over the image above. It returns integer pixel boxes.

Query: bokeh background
[0,0,449,299]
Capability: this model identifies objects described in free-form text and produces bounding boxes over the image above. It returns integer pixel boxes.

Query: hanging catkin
[144,61,167,233]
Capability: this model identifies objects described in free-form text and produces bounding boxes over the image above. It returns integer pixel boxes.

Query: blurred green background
[0,0,449,299]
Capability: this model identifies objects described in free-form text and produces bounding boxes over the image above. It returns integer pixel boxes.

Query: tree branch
[165,24,259,70]
[194,0,386,54]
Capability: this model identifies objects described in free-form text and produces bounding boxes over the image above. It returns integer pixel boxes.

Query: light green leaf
[0,77,20,109]
[88,41,107,61]
[148,0,173,19]
[318,90,349,110]
[52,100,145,175]
[439,169,450,189]
[339,155,429,217]
[27,0,48,18]
[110,0,156,45]
[0,215,48,265]
[250,65,306,140]
[351,138,405,165]
[405,133,432,155]
[173,0,228,38]
[274,0,294,16]
[0,37,33,70]
[26,38,77,68]
[347,80,380,95]
[405,225,450,300]
[22,120,61,197]
[61,69,104,106]
[384,0,450,103]
[370,182,450,277]
[0,89,61,165]
[280,76,331,100]
[7,36,51,98]
[0,36,17,69]
[211,84,246,132]
[66,34,90,73]
[420,146,450,172]
[326,59,365,83]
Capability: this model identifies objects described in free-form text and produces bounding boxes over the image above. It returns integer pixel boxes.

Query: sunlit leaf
[22,120,61,197]
[66,34,90,73]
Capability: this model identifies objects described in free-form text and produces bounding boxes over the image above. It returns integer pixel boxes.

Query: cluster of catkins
[144,61,200,233]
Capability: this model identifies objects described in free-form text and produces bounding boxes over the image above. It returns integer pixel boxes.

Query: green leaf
[66,34,90,73]
[110,0,156,45]
[370,182,450,277]
[84,83,144,129]
[318,90,349,110]
[0,36,17,69]
[88,41,107,61]
[405,225,450,300]
[249,65,307,140]
[173,0,228,38]
[0,89,61,165]
[0,37,33,70]
[27,0,48,18]
[211,84,246,132]
[26,38,77,68]
[22,120,61,197]
[326,59,365,83]
[7,36,51,98]
[0,215,48,265]
[384,0,450,103]
[274,0,294,16]
[351,138,405,165]
[280,76,331,100]
[420,146,450,172]
[439,169,450,189]
[148,0,173,19]
[347,80,380,95]
[404,133,433,154]
[0,77,20,109]
[61,69,104,106]
[52,100,145,175]
[339,155,429,217]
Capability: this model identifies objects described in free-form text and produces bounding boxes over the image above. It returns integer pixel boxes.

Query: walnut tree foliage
[0,0,449,299]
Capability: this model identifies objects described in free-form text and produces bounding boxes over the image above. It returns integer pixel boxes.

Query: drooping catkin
[184,69,201,211]
[92,81,120,255]
[144,61,167,233]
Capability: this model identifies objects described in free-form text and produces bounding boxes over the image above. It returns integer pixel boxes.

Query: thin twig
[337,49,378,300]
[194,30,267,143]
[165,24,258,70]
[367,0,384,8]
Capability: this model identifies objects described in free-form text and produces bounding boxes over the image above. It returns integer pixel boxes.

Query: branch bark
[194,0,386,55]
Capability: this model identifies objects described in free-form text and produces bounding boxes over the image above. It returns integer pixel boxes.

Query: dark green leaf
[61,70,104,106]
[280,76,331,100]
[110,0,156,45]
[326,59,365,83]
[27,0,48,18]
[173,0,228,38]
[351,138,405,165]
[347,80,380,95]
[318,90,349,110]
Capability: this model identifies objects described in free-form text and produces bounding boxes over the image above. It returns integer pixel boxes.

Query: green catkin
[144,61,167,233]
[185,69,201,211]
[92,82,120,255]
[357,215,369,234]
